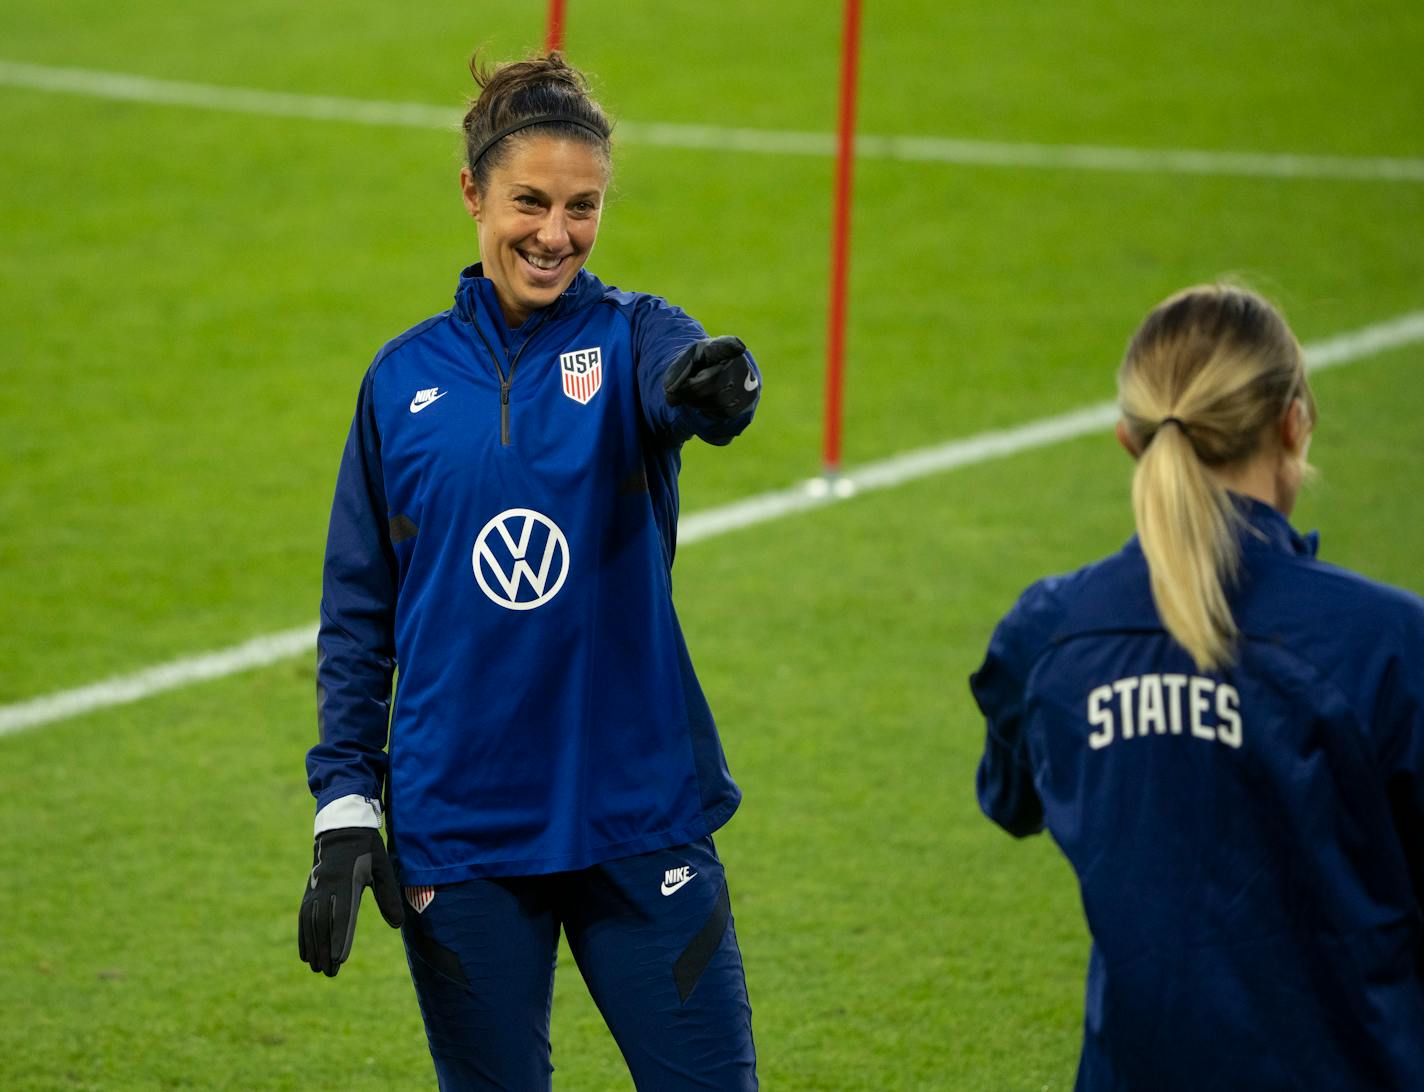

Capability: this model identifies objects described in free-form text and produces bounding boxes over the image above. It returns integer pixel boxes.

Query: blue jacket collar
[1055,497,1320,640]
[1119,494,1319,573]
[452,263,605,334]
[1235,494,1319,559]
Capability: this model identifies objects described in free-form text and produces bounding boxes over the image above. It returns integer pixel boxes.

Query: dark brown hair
[462,52,613,191]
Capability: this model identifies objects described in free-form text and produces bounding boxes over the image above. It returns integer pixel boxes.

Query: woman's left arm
[629,294,760,446]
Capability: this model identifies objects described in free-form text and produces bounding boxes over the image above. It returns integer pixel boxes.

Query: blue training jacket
[972,498,1424,1091]
[307,264,759,884]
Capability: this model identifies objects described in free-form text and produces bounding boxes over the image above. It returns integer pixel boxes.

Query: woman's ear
[1116,419,1141,459]
[1281,397,1311,457]
[459,168,481,221]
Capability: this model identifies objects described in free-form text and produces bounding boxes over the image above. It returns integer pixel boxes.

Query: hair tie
[1144,415,1193,450]
[469,113,607,169]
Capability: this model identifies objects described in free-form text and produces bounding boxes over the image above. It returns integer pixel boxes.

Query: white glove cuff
[314,794,382,836]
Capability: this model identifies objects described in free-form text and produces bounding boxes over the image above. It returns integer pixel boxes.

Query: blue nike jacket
[307,264,760,884]
[972,498,1424,1090]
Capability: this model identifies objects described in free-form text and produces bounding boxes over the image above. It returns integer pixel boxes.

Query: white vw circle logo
[472,508,570,611]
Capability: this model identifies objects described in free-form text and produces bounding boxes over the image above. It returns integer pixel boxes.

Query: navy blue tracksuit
[973,498,1424,1090]
[310,266,758,883]
[309,266,759,1088]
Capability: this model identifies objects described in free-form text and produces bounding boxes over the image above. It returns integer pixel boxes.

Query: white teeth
[524,253,560,270]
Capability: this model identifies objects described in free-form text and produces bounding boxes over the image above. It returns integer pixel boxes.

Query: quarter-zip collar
[453,262,605,343]
[451,263,607,447]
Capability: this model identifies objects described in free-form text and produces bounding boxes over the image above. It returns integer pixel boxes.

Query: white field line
[680,309,1424,543]
[3,60,1423,183]
[2,310,1421,739]
[0,626,318,738]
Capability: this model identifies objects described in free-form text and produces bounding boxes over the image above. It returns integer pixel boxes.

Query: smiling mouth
[520,251,565,273]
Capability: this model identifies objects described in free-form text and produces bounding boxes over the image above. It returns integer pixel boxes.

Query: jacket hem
[394,801,739,885]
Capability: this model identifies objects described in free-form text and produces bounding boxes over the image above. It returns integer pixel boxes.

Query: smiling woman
[460,134,606,325]
[296,51,763,1091]
[458,55,613,325]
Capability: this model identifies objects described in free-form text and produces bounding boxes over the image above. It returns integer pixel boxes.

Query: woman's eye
[514,195,539,208]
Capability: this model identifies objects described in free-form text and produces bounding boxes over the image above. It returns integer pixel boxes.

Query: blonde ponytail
[1130,424,1241,670]
[1117,285,1314,672]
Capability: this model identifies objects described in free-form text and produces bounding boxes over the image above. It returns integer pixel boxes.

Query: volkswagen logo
[472,508,570,611]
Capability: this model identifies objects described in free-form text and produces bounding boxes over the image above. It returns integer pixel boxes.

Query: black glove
[662,335,759,419]
[298,827,404,977]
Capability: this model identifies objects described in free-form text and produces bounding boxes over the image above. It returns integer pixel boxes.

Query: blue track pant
[399,836,757,1090]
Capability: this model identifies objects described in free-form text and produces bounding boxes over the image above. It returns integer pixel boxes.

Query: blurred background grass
[1,1,1420,1087]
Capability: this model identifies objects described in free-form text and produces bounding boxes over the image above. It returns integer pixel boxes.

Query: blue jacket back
[308,266,759,884]
[972,499,1424,1090]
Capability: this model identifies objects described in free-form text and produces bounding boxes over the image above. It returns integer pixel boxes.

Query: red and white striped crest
[560,346,603,404]
[404,885,435,914]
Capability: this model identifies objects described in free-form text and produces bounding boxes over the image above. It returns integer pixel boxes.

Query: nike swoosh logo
[660,873,697,896]
[409,391,448,413]
[743,372,760,392]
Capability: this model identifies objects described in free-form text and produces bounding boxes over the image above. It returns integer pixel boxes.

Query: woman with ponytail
[298,52,759,1089]
[971,285,1424,1090]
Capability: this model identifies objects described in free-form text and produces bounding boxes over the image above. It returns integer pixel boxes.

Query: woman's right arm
[970,590,1049,838]
[305,367,399,828]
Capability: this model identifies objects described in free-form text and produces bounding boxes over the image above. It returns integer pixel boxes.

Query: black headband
[469,113,608,169]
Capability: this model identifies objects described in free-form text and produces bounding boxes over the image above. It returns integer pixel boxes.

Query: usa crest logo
[560,346,603,404]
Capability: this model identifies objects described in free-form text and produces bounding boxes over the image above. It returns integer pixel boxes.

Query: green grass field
[2,2,1421,1088]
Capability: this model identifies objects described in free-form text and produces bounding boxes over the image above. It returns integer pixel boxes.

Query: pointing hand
[662,336,760,419]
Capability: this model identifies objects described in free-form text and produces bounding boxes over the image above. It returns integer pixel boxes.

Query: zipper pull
[500,380,512,445]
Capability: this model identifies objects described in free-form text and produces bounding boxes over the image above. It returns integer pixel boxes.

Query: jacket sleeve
[1376,597,1424,934]
[305,366,398,813]
[969,589,1048,838]
[629,293,761,447]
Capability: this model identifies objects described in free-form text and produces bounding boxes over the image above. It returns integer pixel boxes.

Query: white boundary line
[3,60,1422,183]
[0,626,319,739]
[681,310,1424,542]
[2,310,1421,739]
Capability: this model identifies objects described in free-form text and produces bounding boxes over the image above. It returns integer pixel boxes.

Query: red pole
[822,0,862,476]
[545,0,567,53]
